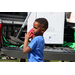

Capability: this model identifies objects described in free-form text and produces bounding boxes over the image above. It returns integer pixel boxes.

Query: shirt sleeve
[28,38,37,51]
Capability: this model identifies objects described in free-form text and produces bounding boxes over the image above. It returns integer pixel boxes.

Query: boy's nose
[33,28,34,31]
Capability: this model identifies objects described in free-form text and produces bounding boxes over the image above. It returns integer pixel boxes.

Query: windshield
[0,12,27,21]
[0,12,27,16]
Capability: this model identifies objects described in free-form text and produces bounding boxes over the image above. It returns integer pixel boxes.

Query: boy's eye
[34,27,37,29]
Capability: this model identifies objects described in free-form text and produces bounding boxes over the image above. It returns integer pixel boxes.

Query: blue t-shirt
[28,36,45,62]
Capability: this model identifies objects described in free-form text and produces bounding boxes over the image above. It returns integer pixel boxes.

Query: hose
[61,29,75,50]
[2,29,18,47]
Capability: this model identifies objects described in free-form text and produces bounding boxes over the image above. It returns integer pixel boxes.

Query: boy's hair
[35,18,48,30]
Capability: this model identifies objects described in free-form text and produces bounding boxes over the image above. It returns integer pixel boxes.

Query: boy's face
[33,21,44,36]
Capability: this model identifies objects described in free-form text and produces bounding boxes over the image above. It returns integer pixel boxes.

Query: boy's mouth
[33,32,35,35]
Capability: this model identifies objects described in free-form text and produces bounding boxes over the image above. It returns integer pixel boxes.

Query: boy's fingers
[25,33,26,35]
[28,32,31,36]
[30,35,32,38]
[25,32,31,37]
[27,32,30,34]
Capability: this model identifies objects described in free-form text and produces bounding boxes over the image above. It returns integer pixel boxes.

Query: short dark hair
[35,18,48,30]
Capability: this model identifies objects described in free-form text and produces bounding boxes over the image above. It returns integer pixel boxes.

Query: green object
[2,29,10,44]
[74,29,75,42]
[3,36,10,44]
[2,29,19,47]
[20,44,24,48]
[62,42,75,50]
[3,43,18,47]
[62,29,75,50]
[2,29,23,48]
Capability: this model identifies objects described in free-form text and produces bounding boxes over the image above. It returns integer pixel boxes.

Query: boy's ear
[41,28,45,33]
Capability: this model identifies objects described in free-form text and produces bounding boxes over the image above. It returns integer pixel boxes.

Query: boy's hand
[23,32,31,54]
[25,32,32,40]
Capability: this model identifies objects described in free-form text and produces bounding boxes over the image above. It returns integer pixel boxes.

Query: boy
[23,18,48,62]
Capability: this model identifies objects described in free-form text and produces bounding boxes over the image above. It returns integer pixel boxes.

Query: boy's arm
[23,32,31,54]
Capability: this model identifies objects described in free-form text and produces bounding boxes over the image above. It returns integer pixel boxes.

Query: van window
[0,12,27,21]
[0,12,27,16]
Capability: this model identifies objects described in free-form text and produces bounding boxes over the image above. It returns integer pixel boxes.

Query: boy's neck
[37,34,43,36]
[41,33,43,36]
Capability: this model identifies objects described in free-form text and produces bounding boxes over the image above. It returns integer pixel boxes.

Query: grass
[51,60,70,62]
[0,56,70,62]
[0,59,70,62]
[0,59,20,62]
[0,56,20,62]
[44,60,70,62]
